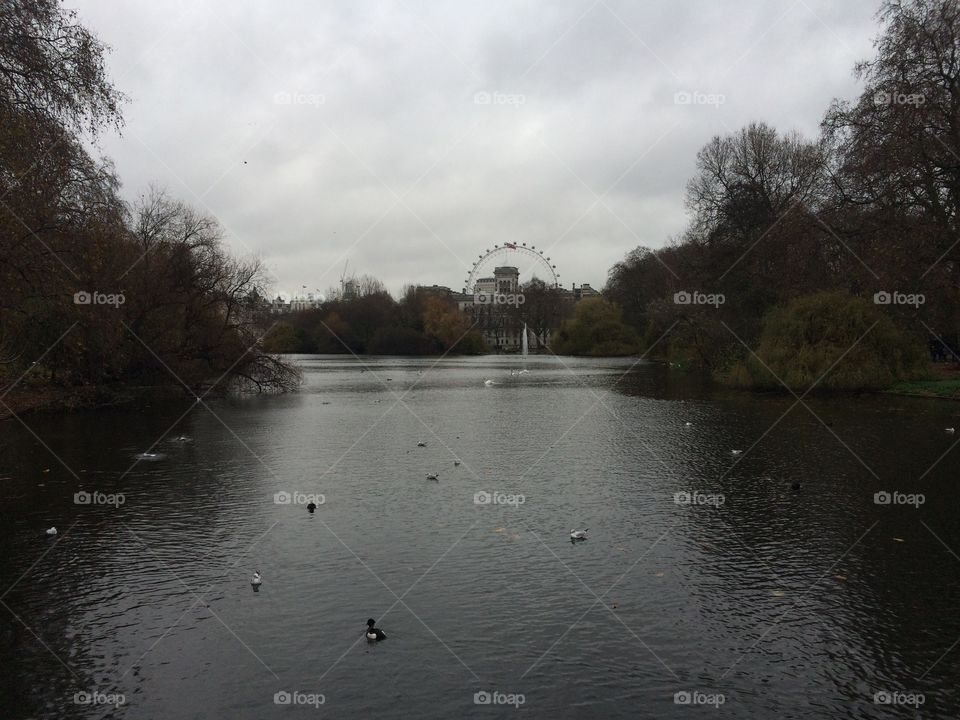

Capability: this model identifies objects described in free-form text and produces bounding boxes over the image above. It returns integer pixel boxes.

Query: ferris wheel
[464,243,560,292]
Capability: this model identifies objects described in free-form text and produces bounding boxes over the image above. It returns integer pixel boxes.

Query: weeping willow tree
[721,292,928,391]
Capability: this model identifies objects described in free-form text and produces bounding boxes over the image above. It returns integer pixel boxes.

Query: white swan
[251,571,262,586]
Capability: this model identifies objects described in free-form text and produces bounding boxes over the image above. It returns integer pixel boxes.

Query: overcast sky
[74,0,879,298]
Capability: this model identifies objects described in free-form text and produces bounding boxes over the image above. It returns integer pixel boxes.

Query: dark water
[2,355,960,719]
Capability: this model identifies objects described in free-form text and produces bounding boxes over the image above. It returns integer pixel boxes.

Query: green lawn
[886,378,960,399]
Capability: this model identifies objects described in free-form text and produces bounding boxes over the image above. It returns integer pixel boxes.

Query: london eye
[464,243,560,293]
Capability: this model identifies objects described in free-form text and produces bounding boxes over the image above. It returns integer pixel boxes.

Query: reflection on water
[2,355,960,718]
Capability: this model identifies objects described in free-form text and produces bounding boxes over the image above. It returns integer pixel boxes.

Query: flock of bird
[50,375,937,639]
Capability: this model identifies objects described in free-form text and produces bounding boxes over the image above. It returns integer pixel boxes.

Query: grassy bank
[886,366,960,400]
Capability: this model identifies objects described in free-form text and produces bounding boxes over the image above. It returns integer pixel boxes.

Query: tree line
[261,285,487,355]
[261,278,579,356]
[0,0,298,412]
[604,0,960,389]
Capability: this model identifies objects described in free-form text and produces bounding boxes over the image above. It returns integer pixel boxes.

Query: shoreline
[0,385,203,420]
[7,367,960,420]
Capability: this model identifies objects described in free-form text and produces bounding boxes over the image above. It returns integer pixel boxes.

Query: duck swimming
[251,571,262,586]
[426,473,439,481]
[45,527,57,536]
[306,502,317,513]
[366,618,386,641]
[417,441,426,447]
[570,528,588,541]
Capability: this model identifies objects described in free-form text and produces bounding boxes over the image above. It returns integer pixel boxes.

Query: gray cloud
[75,0,879,296]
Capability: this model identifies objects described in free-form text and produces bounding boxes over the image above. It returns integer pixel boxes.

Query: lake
[2,354,959,718]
